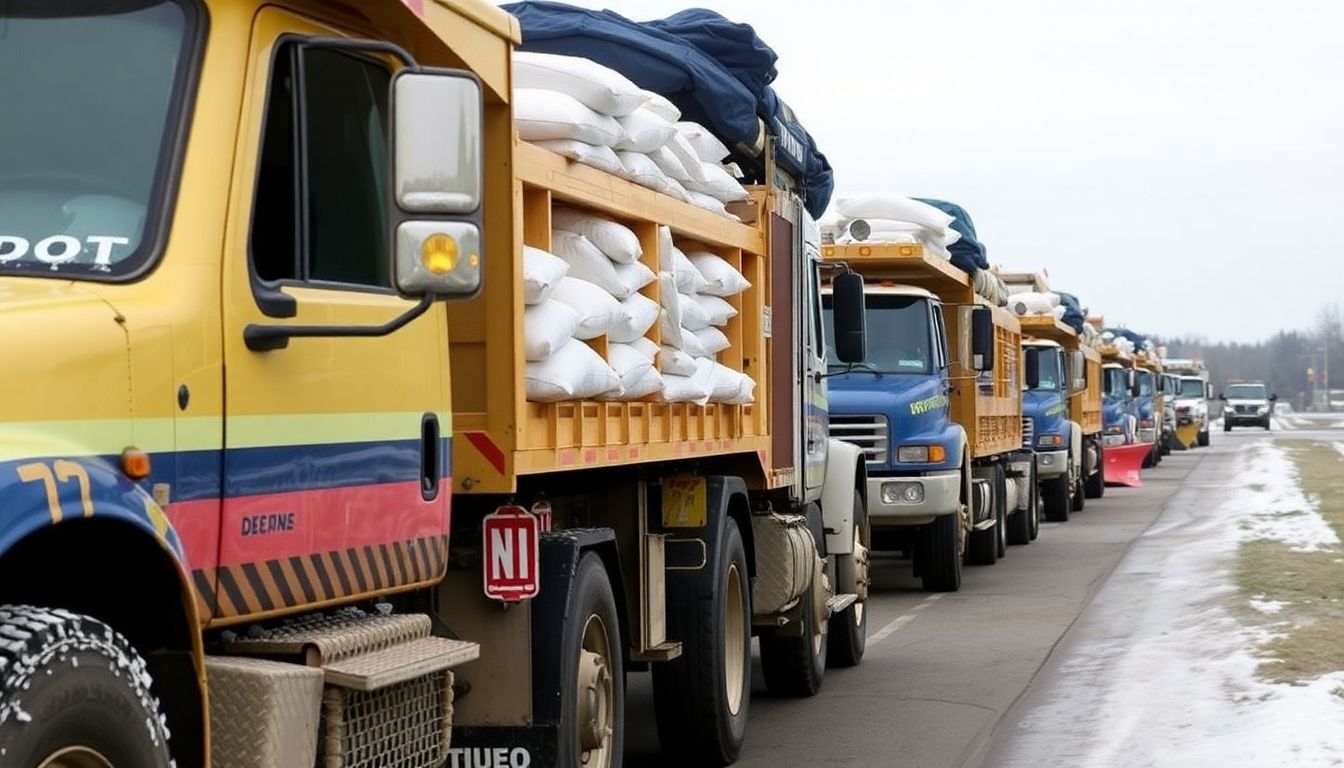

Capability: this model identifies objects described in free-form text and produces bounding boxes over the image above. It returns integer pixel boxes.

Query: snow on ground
[1334,442,1344,460]
[1248,597,1287,615]
[1002,441,1344,768]
[1235,442,1339,552]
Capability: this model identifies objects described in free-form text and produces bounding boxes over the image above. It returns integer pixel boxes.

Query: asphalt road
[621,421,1330,767]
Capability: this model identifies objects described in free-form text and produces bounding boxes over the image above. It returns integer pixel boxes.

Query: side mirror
[1270,393,1279,401]
[1129,370,1140,398]
[1070,350,1086,393]
[831,272,867,364]
[392,69,485,299]
[1218,393,1227,400]
[1206,383,1214,400]
[970,306,995,372]
[1024,348,1041,389]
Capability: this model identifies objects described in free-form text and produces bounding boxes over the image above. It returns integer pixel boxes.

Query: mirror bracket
[244,293,435,352]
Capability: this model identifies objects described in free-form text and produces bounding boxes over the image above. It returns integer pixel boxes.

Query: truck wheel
[827,492,869,668]
[1071,468,1086,513]
[653,518,751,765]
[1224,421,1232,433]
[0,606,172,768]
[759,566,827,697]
[1042,473,1070,522]
[1197,428,1210,447]
[560,554,624,768]
[1008,462,1034,546]
[919,511,964,592]
[1264,418,1272,431]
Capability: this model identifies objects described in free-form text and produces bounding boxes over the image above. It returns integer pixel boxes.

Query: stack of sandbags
[1009,291,1066,320]
[655,227,756,405]
[823,194,962,258]
[973,270,1010,307]
[513,51,745,221]
[523,211,660,402]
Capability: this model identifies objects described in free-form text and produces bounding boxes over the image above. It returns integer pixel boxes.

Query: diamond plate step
[324,636,480,692]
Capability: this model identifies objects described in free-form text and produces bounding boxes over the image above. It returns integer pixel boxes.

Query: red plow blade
[1104,443,1149,487]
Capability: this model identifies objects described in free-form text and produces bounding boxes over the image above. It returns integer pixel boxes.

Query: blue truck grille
[830,415,889,464]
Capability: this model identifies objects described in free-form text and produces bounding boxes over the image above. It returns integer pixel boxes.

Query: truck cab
[1132,360,1163,467]
[1173,374,1212,446]
[1102,362,1138,447]
[1022,339,1084,519]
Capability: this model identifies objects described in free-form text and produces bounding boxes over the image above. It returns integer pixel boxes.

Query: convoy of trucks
[0,1,1211,766]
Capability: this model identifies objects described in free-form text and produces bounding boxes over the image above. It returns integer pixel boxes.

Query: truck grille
[1235,404,1256,414]
[831,415,889,464]
[1021,417,1034,450]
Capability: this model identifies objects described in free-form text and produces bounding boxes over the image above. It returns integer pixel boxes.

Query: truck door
[214,11,451,620]
[802,247,827,496]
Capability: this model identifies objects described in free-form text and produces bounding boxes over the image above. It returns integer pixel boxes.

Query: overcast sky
[520,1,1343,342]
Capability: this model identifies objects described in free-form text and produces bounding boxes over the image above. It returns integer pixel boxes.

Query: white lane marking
[870,593,945,645]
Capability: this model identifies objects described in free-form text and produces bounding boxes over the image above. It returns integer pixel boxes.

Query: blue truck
[821,244,1036,592]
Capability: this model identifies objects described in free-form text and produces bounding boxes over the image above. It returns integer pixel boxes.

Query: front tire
[1042,472,1070,522]
[654,519,751,766]
[919,511,964,592]
[0,606,173,768]
[1009,460,1036,545]
[1198,427,1210,447]
[759,567,827,697]
[827,492,869,668]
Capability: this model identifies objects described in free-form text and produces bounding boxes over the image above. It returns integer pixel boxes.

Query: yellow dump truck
[0,2,870,766]
[821,243,1032,592]
[1018,316,1106,518]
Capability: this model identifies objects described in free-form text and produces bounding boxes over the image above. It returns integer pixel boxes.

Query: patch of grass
[1232,442,1344,683]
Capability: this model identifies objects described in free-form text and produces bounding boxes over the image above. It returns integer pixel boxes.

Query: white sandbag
[616,108,677,153]
[553,231,631,299]
[514,89,626,147]
[552,208,642,264]
[1052,305,1067,320]
[659,373,711,405]
[659,309,684,350]
[627,337,658,361]
[617,151,679,197]
[1009,291,1061,316]
[835,194,954,234]
[676,121,730,163]
[680,325,710,358]
[686,190,738,220]
[690,294,737,326]
[550,277,623,339]
[523,299,581,361]
[670,246,708,293]
[614,260,656,296]
[514,51,647,117]
[532,139,626,177]
[686,163,749,203]
[667,133,709,183]
[697,358,741,402]
[607,342,660,395]
[649,145,692,182]
[610,292,659,343]
[693,327,730,355]
[686,251,750,297]
[606,365,663,400]
[659,345,698,377]
[640,90,681,122]
[663,176,693,203]
[725,372,756,405]
[525,339,623,402]
[522,245,570,305]
[679,292,714,331]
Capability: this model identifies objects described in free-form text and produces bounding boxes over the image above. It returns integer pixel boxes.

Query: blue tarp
[502,2,833,218]
[1056,291,1086,332]
[1107,327,1148,350]
[913,198,989,275]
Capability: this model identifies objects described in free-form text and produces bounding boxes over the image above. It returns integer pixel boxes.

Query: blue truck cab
[824,286,963,528]
[1101,361,1138,447]
[1021,339,1087,519]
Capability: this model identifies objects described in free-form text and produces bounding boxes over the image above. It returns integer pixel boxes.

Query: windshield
[1103,367,1129,398]
[0,1,195,279]
[1136,371,1154,397]
[1030,347,1062,391]
[823,293,931,374]
[1179,378,1205,398]
[1226,384,1267,400]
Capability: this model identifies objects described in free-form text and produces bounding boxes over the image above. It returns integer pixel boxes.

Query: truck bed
[821,242,1023,460]
[447,141,776,494]
[1019,316,1103,434]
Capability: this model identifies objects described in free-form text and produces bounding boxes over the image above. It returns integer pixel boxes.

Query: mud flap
[1103,443,1149,487]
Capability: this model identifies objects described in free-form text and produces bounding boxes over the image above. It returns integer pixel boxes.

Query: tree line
[1155,305,1342,411]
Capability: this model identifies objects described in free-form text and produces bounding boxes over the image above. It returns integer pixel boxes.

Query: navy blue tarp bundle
[914,198,989,275]
[502,2,833,218]
[1056,292,1087,332]
[1107,327,1148,350]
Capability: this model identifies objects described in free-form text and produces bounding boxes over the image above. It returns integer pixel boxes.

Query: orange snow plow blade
[1104,443,1149,487]
[1174,422,1201,450]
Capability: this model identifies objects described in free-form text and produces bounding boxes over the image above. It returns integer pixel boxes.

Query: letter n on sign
[482,505,540,601]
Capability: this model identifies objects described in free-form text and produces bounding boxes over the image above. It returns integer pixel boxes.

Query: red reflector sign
[482,505,540,601]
